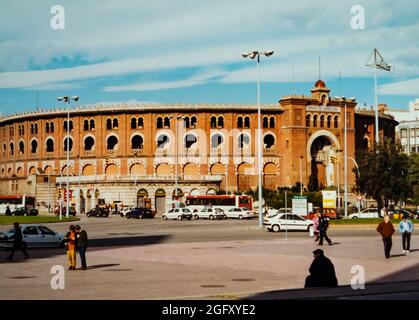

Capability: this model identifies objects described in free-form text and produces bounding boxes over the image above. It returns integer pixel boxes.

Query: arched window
[50,122,54,133]
[30,124,34,134]
[313,115,318,127]
[184,117,190,128]
[210,116,217,128]
[131,135,144,149]
[63,137,73,152]
[237,117,243,128]
[238,134,250,148]
[84,120,89,131]
[263,117,269,128]
[90,119,95,130]
[45,122,50,133]
[2,144,5,157]
[106,119,112,130]
[138,117,143,128]
[34,124,38,134]
[334,116,339,128]
[269,117,275,129]
[327,115,332,128]
[264,134,275,149]
[185,134,197,149]
[10,142,14,156]
[157,134,169,149]
[306,114,311,127]
[84,137,95,151]
[19,141,24,154]
[31,140,38,153]
[320,115,325,128]
[157,117,163,129]
[106,136,118,150]
[218,116,224,128]
[211,134,223,148]
[46,138,54,152]
[244,117,250,129]
[191,116,197,128]
[164,117,170,128]
[113,118,119,129]
[131,118,137,129]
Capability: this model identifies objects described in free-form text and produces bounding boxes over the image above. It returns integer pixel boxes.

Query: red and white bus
[0,194,36,214]
[185,195,253,213]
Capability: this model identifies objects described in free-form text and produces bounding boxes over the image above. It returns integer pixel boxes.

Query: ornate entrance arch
[306,130,341,189]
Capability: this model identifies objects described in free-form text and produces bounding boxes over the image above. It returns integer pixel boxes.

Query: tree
[408,153,419,204]
[355,139,412,213]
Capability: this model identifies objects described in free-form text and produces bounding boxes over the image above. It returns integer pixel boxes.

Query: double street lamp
[242,50,274,228]
[57,95,79,218]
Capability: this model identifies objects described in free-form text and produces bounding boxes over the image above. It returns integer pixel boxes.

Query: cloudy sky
[0,0,418,114]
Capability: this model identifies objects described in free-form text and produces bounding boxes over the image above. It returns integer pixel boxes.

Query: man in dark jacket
[377,215,395,258]
[318,214,332,246]
[7,222,29,260]
[75,225,88,270]
[305,249,338,288]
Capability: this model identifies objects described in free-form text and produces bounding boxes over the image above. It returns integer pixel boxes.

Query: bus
[185,195,253,213]
[0,194,36,214]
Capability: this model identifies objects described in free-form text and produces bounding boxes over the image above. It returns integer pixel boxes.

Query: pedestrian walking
[318,214,332,246]
[398,215,413,254]
[312,212,320,241]
[75,225,88,270]
[304,249,338,288]
[377,215,395,259]
[5,205,11,216]
[7,223,29,260]
[64,225,77,270]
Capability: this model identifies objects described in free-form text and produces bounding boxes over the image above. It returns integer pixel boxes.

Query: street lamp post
[171,115,184,208]
[57,96,79,218]
[335,97,348,219]
[366,48,392,145]
[299,156,304,196]
[242,50,274,228]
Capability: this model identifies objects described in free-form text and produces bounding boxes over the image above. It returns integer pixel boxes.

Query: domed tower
[311,79,330,104]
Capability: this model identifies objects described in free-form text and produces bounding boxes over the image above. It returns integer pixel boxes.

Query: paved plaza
[1,216,419,299]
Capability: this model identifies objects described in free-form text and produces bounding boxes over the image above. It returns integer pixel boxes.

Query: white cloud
[379,78,419,95]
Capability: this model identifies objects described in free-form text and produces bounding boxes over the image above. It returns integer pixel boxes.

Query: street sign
[322,190,336,208]
[292,196,307,215]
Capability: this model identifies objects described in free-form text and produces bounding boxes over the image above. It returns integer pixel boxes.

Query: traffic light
[57,188,62,199]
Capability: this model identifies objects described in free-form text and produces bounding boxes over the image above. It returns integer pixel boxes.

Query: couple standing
[312,212,333,246]
[377,215,414,258]
[64,225,88,270]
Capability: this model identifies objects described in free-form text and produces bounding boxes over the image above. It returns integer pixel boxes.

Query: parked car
[306,208,338,220]
[54,206,77,216]
[225,207,257,219]
[11,207,38,216]
[0,224,65,248]
[162,208,193,221]
[265,208,292,219]
[265,213,313,233]
[126,207,155,219]
[194,207,226,220]
[348,208,381,219]
[389,208,414,219]
[86,207,109,218]
[120,207,135,217]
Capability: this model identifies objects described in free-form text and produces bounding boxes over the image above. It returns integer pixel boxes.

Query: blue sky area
[0,0,418,115]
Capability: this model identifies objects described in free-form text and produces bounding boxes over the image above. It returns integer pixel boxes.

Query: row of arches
[306,114,339,129]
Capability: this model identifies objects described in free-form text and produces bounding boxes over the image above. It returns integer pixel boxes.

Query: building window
[184,117,190,129]
[244,117,250,129]
[263,117,269,129]
[10,142,14,156]
[84,120,89,131]
[211,134,223,148]
[334,116,339,128]
[31,140,38,153]
[90,119,95,130]
[113,118,119,129]
[84,137,95,151]
[320,115,325,128]
[106,136,118,150]
[63,120,73,132]
[138,117,143,128]
[131,118,137,129]
[191,116,197,128]
[163,117,170,128]
[19,141,24,154]
[313,115,318,127]
[238,134,250,148]
[264,134,275,148]
[185,134,197,149]
[131,135,144,149]
[237,117,243,128]
[106,119,112,130]
[269,117,275,129]
[46,138,54,152]
[401,129,407,138]
[210,116,217,128]
[45,122,50,133]
[157,134,169,149]
[327,115,332,128]
[218,116,224,128]
[157,117,163,129]
[34,124,38,134]
[63,137,73,152]
[306,115,311,127]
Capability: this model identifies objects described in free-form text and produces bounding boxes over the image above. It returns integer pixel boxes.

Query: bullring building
[0,80,397,215]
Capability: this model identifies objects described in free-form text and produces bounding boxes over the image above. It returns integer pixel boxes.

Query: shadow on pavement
[0,234,171,264]
[87,263,120,270]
